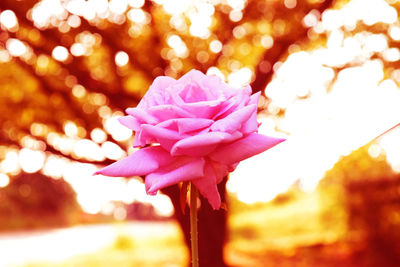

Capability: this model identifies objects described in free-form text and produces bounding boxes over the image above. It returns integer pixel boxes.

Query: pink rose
[95,70,285,209]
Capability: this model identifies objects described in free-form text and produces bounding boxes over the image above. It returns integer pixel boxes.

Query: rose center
[179,83,209,103]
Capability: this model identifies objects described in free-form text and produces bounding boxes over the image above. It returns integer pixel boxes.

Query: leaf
[220,202,228,211]
[180,181,190,214]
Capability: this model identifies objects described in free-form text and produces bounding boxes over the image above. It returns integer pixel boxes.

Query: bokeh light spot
[0,173,10,188]
[52,46,69,62]
[0,10,18,30]
[19,148,45,173]
[115,51,129,67]
[6,39,27,57]
[209,40,222,53]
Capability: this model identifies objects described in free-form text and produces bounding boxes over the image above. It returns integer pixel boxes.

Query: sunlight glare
[209,40,223,53]
[109,0,128,15]
[115,51,129,67]
[42,155,68,179]
[0,10,18,31]
[73,139,105,161]
[64,121,78,137]
[70,43,86,56]
[151,194,174,217]
[206,67,225,81]
[228,67,253,88]
[155,0,191,15]
[167,35,188,58]
[189,12,211,39]
[104,116,132,142]
[52,46,69,62]
[90,128,107,143]
[32,0,66,28]
[113,206,127,220]
[19,148,45,173]
[0,172,10,188]
[389,25,400,41]
[0,49,11,63]
[127,8,148,24]
[6,39,27,57]
[379,127,400,173]
[261,35,274,49]
[67,14,81,28]
[129,0,145,8]
[382,48,400,62]
[0,173,10,188]
[368,144,382,159]
[230,16,400,203]
[321,0,397,31]
[0,151,20,174]
[72,84,86,98]
[101,141,126,160]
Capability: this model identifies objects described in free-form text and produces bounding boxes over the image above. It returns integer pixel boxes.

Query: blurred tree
[0,172,80,230]
[1,0,400,265]
[322,141,400,266]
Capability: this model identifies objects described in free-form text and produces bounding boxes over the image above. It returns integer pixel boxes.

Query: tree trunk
[162,178,228,267]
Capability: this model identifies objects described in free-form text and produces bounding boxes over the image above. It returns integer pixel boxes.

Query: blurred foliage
[323,144,400,265]
[225,141,400,266]
[0,0,344,165]
[0,172,81,230]
[113,234,136,251]
[229,187,344,250]
[0,0,340,230]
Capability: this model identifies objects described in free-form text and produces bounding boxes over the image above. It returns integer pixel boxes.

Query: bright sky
[229,0,400,203]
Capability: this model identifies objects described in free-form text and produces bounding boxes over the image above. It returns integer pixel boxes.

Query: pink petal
[221,131,243,143]
[148,105,195,120]
[241,112,258,134]
[177,70,224,102]
[156,118,214,134]
[192,163,221,210]
[179,82,209,103]
[241,92,261,133]
[211,104,256,133]
[155,119,180,132]
[228,162,239,172]
[134,128,157,148]
[209,160,229,184]
[126,108,158,124]
[166,84,185,106]
[177,118,214,134]
[171,132,230,157]
[180,99,222,119]
[200,75,225,99]
[94,146,173,177]
[249,91,261,105]
[146,76,176,95]
[139,76,176,108]
[133,135,145,147]
[212,91,250,120]
[145,157,205,194]
[178,69,206,85]
[209,133,286,165]
[118,116,140,131]
[141,124,183,150]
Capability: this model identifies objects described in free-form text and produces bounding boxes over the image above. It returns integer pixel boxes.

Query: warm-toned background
[0,0,400,266]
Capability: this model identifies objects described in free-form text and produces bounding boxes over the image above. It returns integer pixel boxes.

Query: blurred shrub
[0,172,81,230]
[113,234,136,251]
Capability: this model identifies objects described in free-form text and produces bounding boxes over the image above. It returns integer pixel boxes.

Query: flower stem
[190,182,199,267]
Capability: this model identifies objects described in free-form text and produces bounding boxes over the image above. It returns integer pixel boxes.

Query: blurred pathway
[0,221,178,267]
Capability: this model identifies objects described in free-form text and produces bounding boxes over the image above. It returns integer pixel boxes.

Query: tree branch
[251,0,336,94]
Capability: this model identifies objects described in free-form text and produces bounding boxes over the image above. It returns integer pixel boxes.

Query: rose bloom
[95,70,285,209]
